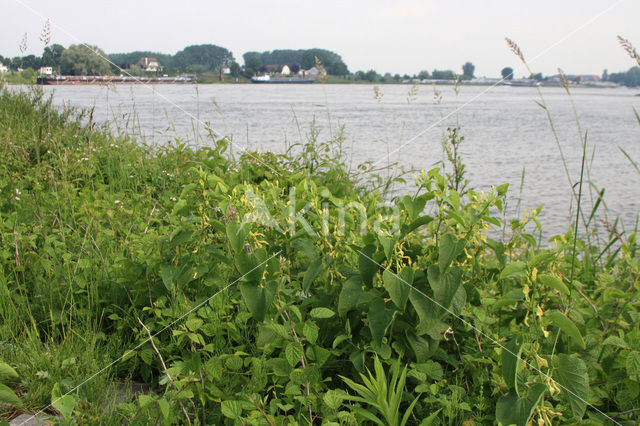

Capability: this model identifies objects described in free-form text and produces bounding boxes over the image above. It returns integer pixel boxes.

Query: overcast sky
[2,0,638,77]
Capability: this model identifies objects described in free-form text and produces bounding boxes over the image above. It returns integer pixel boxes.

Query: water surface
[40,83,640,238]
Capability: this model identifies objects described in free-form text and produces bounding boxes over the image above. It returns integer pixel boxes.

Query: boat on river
[251,75,315,84]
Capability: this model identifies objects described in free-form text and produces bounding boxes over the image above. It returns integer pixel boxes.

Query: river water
[38,83,640,239]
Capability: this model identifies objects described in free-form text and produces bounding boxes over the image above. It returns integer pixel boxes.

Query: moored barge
[37,75,196,85]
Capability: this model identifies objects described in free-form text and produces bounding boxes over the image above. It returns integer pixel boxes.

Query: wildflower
[170,197,177,202]
[114,200,121,205]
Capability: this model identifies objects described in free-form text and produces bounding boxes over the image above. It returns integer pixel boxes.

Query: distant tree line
[242,49,350,76]
[5,42,638,87]
[0,43,235,76]
[604,66,640,87]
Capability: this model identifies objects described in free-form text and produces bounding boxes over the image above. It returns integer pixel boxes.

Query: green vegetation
[60,44,111,76]
[0,82,639,425]
[243,49,350,76]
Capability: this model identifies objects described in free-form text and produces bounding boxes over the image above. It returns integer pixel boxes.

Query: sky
[2,0,639,78]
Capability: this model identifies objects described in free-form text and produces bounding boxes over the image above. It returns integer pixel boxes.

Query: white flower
[170,197,177,202]
[114,200,121,204]
[15,189,21,195]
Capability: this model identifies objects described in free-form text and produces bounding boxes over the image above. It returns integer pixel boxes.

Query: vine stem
[137,317,192,425]
[282,307,314,424]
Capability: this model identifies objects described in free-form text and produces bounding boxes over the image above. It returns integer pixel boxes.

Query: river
[37,83,640,239]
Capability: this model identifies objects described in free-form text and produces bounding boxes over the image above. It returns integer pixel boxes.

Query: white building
[0,63,8,73]
[136,57,161,72]
[39,66,53,75]
[304,67,326,77]
[281,65,291,75]
[221,67,231,75]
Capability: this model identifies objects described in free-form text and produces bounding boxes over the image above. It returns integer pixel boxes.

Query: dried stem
[137,317,192,425]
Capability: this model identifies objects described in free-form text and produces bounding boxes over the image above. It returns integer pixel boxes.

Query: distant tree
[42,44,65,69]
[432,69,455,80]
[462,62,475,79]
[602,69,608,81]
[244,48,349,76]
[327,61,349,76]
[364,69,378,82]
[531,72,544,82]
[501,67,514,80]
[243,52,262,67]
[245,56,262,76]
[627,67,640,86]
[172,44,234,72]
[229,62,241,78]
[393,74,401,81]
[417,70,431,80]
[289,64,300,74]
[20,55,40,70]
[60,44,111,75]
[609,66,640,87]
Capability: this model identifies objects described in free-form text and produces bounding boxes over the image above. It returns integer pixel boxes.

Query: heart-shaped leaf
[383,267,413,311]
[555,354,588,419]
[495,383,546,426]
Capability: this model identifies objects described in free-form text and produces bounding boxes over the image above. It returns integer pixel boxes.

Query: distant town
[1,42,639,87]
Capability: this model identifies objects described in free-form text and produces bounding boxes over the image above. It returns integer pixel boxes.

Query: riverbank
[0,86,638,424]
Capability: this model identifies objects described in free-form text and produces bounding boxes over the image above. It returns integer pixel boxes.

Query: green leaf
[419,409,441,426]
[0,362,19,383]
[438,233,466,273]
[401,215,434,238]
[339,276,365,316]
[358,244,378,286]
[383,268,413,311]
[602,336,629,349]
[500,261,527,280]
[378,234,397,261]
[538,274,570,296]
[157,398,170,420]
[546,310,585,350]
[138,394,155,409]
[368,297,396,346]
[495,383,546,426]
[502,339,523,393]
[302,257,323,293]
[409,290,445,339]
[238,280,275,322]
[0,383,21,406]
[169,228,193,247]
[221,400,243,419]
[303,322,319,345]
[285,343,304,367]
[234,248,267,283]
[310,307,335,319]
[323,389,344,411]
[402,195,427,222]
[51,383,76,420]
[428,265,462,312]
[626,351,640,380]
[159,263,178,292]
[555,354,589,419]
[226,222,250,254]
